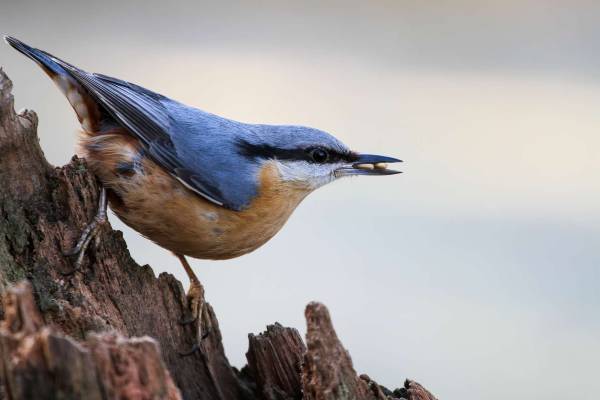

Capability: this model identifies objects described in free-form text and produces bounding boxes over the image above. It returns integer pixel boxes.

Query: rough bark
[392,381,438,400]
[0,68,437,400]
[0,282,181,400]
[302,302,386,400]
[245,323,306,400]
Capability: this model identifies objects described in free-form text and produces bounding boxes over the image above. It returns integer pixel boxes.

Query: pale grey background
[1,1,599,399]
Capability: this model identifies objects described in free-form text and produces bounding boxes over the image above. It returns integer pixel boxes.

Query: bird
[5,36,402,353]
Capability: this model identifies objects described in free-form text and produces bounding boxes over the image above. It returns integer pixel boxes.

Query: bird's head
[238,125,401,192]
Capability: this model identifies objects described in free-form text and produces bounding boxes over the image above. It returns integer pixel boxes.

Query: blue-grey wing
[54,63,248,209]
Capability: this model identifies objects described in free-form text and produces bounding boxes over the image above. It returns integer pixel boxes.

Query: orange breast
[79,130,309,260]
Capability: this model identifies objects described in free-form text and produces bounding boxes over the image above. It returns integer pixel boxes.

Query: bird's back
[5,36,264,211]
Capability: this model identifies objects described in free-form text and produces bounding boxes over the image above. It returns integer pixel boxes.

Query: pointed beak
[335,153,403,177]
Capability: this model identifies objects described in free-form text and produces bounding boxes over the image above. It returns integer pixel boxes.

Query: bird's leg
[177,253,204,325]
[63,186,108,273]
[175,253,211,356]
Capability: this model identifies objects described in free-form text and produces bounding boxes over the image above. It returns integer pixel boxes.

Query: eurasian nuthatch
[5,36,401,351]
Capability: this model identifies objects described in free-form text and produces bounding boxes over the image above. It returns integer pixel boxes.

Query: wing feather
[49,56,230,208]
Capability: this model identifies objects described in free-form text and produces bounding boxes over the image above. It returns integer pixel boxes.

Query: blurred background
[2,1,599,399]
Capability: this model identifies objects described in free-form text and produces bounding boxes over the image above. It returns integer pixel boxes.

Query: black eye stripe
[237,140,358,164]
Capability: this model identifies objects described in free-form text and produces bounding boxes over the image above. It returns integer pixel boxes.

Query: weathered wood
[245,323,306,400]
[302,302,387,400]
[391,380,438,400]
[0,282,182,400]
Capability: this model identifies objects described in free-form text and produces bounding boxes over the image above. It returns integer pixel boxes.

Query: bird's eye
[309,148,329,163]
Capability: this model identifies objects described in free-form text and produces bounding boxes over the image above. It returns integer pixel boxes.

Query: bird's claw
[179,314,197,326]
[178,329,211,357]
[182,279,204,325]
[179,343,200,357]
[62,215,106,272]
[178,276,209,356]
[62,188,108,273]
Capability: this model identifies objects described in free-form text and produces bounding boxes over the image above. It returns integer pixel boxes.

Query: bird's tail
[4,36,100,132]
[4,35,71,77]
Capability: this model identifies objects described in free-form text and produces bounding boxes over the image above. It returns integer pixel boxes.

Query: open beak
[335,154,403,177]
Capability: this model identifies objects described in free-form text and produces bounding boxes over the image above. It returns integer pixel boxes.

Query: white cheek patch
[274,160,339,190]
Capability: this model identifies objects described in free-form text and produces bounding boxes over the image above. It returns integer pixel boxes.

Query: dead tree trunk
[0,69,437,400]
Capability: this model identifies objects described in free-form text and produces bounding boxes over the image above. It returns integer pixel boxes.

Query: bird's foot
[178,329,211,357]
[179,280,210,356]
[179,280,204,325]
[179,313,197,326]
[62,188,108,274]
